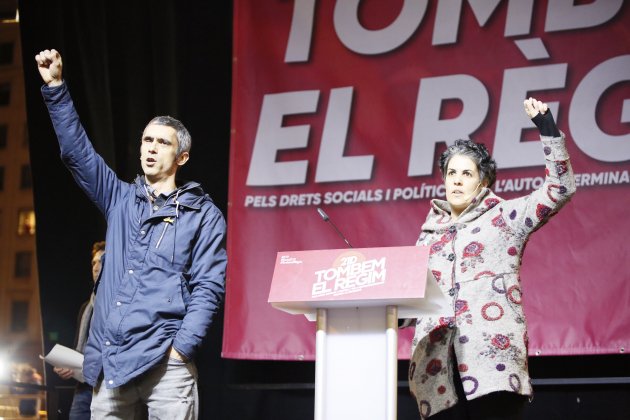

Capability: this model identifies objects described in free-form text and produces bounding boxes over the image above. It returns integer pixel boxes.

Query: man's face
[91,249,105,283]
[140,124,187,181]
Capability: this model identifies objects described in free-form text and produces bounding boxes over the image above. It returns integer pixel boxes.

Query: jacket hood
[133,175,212,209]
[422,187,504,233]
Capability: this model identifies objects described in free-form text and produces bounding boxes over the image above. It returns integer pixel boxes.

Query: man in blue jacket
[35,49,227,419]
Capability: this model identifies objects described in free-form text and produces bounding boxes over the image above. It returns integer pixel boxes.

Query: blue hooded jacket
[42,83,227,388]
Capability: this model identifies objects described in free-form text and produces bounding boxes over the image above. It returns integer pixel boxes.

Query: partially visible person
[407,98,576,419]
[54,241,104,420]
[11,363,43,417]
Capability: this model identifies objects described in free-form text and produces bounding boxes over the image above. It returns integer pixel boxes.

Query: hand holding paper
[40,344,85,383]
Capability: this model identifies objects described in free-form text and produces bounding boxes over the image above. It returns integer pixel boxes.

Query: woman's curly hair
[438,139,497,188]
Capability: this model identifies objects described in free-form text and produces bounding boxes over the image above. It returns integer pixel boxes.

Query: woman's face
[444,154,484,219]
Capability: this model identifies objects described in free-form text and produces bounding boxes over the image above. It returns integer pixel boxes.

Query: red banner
[224,0,630,360]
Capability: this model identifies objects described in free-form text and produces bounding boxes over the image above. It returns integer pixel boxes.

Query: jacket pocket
[179,273,191,310]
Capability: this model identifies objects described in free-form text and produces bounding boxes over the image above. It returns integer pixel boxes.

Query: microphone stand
[316,207,353,248]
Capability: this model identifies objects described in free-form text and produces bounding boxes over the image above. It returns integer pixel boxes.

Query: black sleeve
[531,109,561,137]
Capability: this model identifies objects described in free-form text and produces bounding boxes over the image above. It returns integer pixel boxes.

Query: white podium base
[315,306,398,420]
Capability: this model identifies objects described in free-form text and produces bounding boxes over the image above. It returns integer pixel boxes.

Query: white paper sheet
[39,344,85,383]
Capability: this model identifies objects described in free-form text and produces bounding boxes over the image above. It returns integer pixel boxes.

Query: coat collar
[133,175,209,210]
[423,188,503,232]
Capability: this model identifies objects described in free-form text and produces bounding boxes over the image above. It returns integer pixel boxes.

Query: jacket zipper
[156,223,169,249]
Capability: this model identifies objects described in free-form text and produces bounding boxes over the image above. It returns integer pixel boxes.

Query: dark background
[18,1,629,418]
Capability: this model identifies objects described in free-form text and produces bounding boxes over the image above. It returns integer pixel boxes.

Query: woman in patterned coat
[408,98,576,419]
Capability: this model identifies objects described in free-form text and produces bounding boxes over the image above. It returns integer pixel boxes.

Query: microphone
[316,207,353,248]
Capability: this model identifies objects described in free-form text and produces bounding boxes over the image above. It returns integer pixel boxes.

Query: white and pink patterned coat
[409,134,576,418]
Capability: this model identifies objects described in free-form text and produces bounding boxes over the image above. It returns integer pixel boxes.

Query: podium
[268,246,451,420]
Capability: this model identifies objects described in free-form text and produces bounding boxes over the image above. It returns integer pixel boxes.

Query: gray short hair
[439,139,497,188]
[147,116,191,157]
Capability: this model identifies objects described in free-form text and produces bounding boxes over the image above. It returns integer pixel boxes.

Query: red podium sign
[269,245,449,320]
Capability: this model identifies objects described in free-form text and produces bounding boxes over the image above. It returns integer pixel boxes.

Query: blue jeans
[91,357,198,419]
[69,387,92,420]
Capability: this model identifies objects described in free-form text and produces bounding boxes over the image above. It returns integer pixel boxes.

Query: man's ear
[177,152,190,166]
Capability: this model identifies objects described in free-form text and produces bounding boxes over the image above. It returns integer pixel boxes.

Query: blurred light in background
[0,352,9,380]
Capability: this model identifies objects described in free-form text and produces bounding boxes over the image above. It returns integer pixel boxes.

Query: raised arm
[35,49,126,217]
[502,97,576,235]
